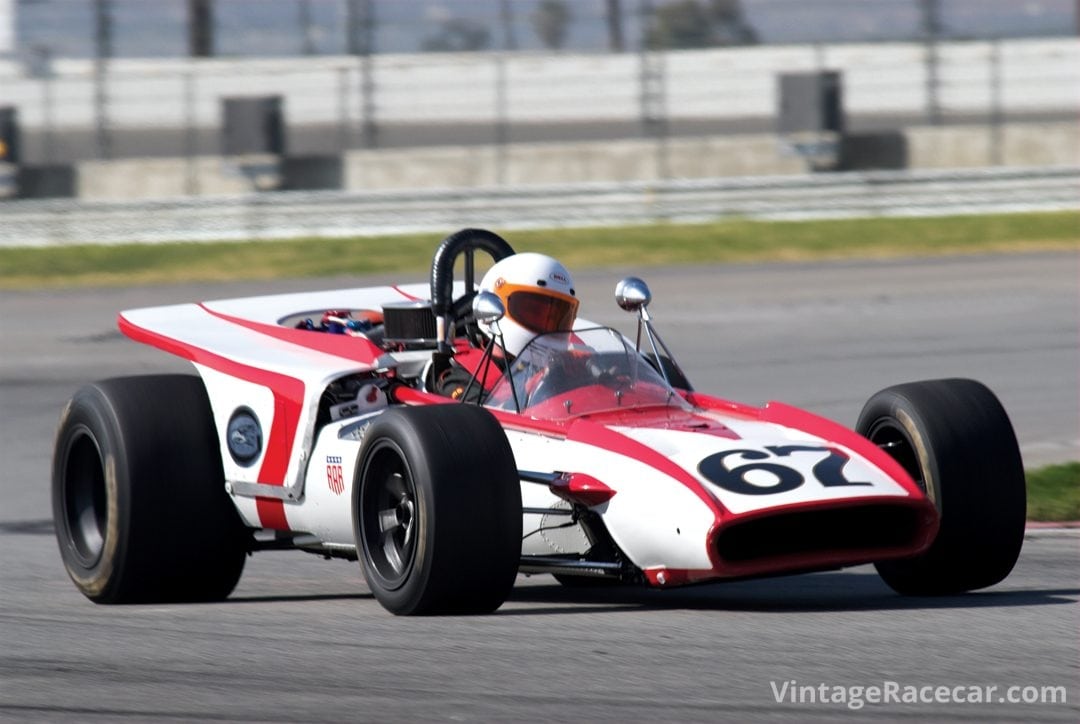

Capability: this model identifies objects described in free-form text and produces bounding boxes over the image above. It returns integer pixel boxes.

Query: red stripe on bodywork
[200,305,384,366]
[255,497,291,531]
[758,401,923,497]
[684,392,765,420]
[688,393,925,499]
[686,393,924,501]
[391,386,569,437]
[566,418,727,519]
[119,313,299,531]
[566,419,726,571]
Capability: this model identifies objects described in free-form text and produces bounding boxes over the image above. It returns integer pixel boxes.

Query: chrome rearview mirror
[615,277,652,314]
[472,291,505,326]
[463,291,513,409]
[614,276,692,392]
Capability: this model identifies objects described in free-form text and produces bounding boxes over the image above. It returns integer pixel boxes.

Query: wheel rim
[361,444,418,589]
[867,418,927,494]
[63,428,108,567]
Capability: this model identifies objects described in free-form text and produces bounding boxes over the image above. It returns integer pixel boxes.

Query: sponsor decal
[326,455,345,495]
[226,407,262,466]
[551,271,569,284]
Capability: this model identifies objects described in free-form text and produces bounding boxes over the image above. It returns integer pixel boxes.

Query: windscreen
[485,327,690,420]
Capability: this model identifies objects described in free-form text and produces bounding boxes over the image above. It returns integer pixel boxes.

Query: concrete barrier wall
[76,156,264,200]
[63,121,1076,201]
[343,135,808,191]
[907,123,1080,169]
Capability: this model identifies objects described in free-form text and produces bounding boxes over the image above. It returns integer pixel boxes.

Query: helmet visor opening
[507,291,578,334]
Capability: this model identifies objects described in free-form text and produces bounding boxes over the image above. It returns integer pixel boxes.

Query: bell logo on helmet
[551,272,569,284]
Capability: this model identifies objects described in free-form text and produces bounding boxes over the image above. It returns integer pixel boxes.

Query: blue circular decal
[227,407,262,466]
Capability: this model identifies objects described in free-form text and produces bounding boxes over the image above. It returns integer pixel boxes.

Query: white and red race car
[52,229,1027,615]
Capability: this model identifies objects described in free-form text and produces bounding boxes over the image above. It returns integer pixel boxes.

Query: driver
[436,252,579,401]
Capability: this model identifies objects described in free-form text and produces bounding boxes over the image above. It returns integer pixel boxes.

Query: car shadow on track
[226,593,374,604]
[0,519,55,535]
[502,571,1079,615]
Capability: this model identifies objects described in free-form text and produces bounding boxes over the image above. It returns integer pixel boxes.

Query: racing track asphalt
[1,251,1077,722]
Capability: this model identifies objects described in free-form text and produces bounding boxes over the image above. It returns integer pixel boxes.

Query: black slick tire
[52,375,250,603]
[354,404,522,615]
[856,378,1026,595]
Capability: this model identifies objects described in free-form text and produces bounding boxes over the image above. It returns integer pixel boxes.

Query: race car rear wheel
[355,404,522,615]
[856,378,1026,595]
[52,375,250,603]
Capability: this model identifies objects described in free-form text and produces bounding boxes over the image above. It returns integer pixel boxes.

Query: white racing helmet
[478,252,579,358]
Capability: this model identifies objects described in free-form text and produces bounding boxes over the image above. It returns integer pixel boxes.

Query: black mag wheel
[856,378,1026,595]
[360,441,419,590]
[355,404,522,615]
[52,375,251,604]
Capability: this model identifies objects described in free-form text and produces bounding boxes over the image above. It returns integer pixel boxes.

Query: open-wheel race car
[52,229,1027,615]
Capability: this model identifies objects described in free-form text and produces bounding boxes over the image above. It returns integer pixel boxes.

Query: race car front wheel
[52,375,250,603]
[857,378,1026,595]
[355,405,522,615]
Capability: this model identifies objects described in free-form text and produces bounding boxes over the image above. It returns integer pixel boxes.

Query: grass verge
[1027,462,1080,522]
[1,210,1077,289]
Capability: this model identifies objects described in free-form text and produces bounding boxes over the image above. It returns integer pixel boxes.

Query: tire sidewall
[352,405,522,615]
[859,395,943,510]
[52,388,129,602]
[857,379,1026,594]
[52,375,249,604]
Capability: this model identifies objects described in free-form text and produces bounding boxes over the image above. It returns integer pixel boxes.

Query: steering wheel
[430,229,516,351]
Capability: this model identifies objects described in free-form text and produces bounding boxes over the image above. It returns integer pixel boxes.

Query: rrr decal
[698,445,871,496]
[326,455,345,495]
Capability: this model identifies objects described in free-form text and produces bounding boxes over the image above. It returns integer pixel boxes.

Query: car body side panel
[297,421,367,546]
[200,283,430,326]
[120,293,395,531]
[195,364,277,530]
[505,429,719,572]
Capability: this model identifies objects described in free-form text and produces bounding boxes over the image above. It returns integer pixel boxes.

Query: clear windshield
[485,327,691,420]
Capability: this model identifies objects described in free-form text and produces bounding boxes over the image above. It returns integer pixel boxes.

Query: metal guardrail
[1,166,1077,248]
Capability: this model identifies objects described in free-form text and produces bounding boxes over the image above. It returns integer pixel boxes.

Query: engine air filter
[381,300,438,349]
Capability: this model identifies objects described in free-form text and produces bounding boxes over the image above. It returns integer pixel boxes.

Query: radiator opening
[716,504,922,565]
